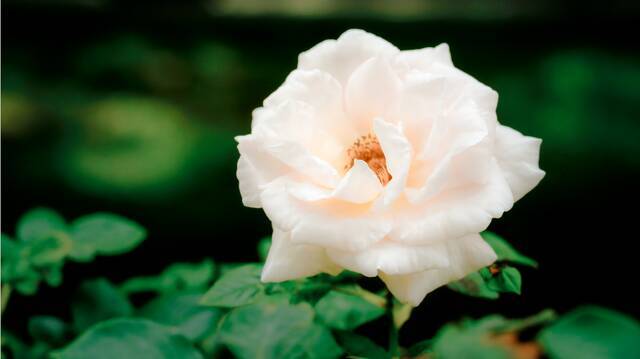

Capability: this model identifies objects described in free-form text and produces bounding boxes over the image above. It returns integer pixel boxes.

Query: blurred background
[2,0,640,347]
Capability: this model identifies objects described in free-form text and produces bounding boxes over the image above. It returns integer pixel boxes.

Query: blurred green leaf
[220,297,342,359]
[121,259,215,295]
[314,288,385,330]
[28,234,73,267]
[334,331,387,359]
[200,264,264,308]
[538,306,640,359]
[28,316,70,347]
[72,278,133,332]
[53,318,202,359]
[432,319,513,359]
[17,208,67,243]
[138,290,222,342]
[486,266,522,295]
[257,237,271,262]
[481,231,537,267]
[448,271,500,299]
[68,213,146,262]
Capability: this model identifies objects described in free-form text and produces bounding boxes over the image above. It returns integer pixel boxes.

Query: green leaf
[432,317,513,359]
[314,288,385,330]
[219,297,342,359]
[17,208,67,242]
[121,259,215,295]
[334,331,387,359]
[28,316,70,346]
[481,231,538,267]
[257,237,271,262]
[72,278,133,332]
[486,266,522,295]
[68,213,146,262]
[538,306,640,359]
[200,264,264,308]
[448,271,500,299]
[53,318,202,359]
[138,290,222,342]
[28,233,73,267]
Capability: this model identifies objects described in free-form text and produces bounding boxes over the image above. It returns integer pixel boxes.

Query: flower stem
[387,293,400,358]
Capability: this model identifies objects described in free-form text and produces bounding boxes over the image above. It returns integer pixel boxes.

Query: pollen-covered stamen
[344,133,392,185]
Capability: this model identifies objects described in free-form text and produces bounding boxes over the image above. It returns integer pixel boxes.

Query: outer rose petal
[298,29,399,85]
[379,234,497,306]
[260,179,391,251]
[262,227,341,282]
[391,159,513,245]
[394,43,453,75]
[236,156,262,208]
[495,124,545,201]
[327,240,449,277]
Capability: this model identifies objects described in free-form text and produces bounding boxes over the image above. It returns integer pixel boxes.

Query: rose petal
[333,160,383,204]
[345,57,402,128]
[260,179,391,251]
[372,118,412,207]
[327,240,449,277]
[391,158,513,245]
[262,227,341,282]
[298,29,399,86]
[394,43,454,76]
[495,124,545,201]
[379,234,497,306]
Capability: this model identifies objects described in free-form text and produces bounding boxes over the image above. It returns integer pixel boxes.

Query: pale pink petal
[298,29,399,86]
[327,240,449,277]
[372,118,412,207]
[380,234,497,306]
[345,57,401,129]
[394,43,453,76]
[495,124,545,201]
[390,159,513,245]
[333,160,383,204]
[262,227,341,282]
[260,179,391,251]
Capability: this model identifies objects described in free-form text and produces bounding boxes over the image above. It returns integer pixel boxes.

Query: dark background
[3,0,640,348]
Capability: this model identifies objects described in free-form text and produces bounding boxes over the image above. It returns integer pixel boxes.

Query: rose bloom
[236,29,544,306]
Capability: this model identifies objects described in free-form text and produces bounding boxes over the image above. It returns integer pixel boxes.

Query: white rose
[236,29,544,306]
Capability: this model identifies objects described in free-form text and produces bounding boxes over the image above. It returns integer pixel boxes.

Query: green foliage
[28,316,70,347]
[200,264,264,307]
[137,290,222,342]
[71,279,133,332]
[449,232,535,299]
[219,296,342,359]
[334,331,388,359]
[121,259,215,295]
[538,306,640,359]
[482,231,538,267]
[53,318,203,359]
[257,237,271,262]
[1,208,146,296]
[314,287,386,330]
[68,213,146,261]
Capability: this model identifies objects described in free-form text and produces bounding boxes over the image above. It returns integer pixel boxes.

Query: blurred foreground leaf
[219,297,342,359]
[53,318,202,359]
[28,316,70,347]
[121,259,215,295]
[335,331,387,359]
[314,287,385,330]
[138,290,222,342]
[200,264,263,308]
[538,306,640,359]
[68,213,146,262]
[72,278,133,332]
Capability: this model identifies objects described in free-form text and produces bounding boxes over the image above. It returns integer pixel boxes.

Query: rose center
[344,133,392,185]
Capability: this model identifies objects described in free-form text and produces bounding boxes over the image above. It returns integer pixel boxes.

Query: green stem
[387,293,400,358]
[1,284,12,315]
